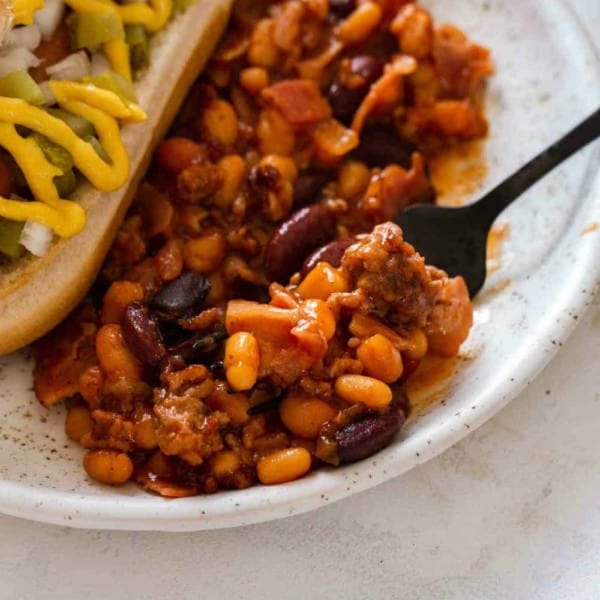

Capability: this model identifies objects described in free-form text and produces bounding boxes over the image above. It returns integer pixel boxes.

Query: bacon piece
[351,55,417,134]
[32,306,98,408]
[262,79,331,125]
[360,153,434,221]
[425,273,473,356]
[433,24,493,98]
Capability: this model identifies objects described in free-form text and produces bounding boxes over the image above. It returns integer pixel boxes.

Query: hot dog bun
[0,0,233,356]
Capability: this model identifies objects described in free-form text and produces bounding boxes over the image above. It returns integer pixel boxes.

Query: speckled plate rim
[0,0,599,531]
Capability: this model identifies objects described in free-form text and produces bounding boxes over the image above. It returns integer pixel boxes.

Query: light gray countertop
[1,2,598,598]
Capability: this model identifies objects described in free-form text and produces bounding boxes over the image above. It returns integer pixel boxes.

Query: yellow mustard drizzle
[103,37,132,82]
[0,124,85,237]
[116,0,173,33]
[0,82,147,237]
[0,0,179,240]
[64,0,174,81]
[11,0,43,25]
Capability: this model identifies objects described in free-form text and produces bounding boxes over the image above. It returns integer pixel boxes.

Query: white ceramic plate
[0,0,598,531]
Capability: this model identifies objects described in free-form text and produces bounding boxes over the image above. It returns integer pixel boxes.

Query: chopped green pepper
[85,136,112,164]
[53,169,77,197]
[30,132,73,172]
[30,133,77,197]
[0,218,25,259]
[69,11,124,50]
[125,24,150,71]
[0,70,43,105]
[47,108,96,139]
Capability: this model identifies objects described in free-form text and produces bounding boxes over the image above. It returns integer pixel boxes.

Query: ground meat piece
[177,162,221,204]
[153,365,225,465]
[81,410,136,452]
[101,216,147,283]
[248,164,293,222]
[341,222,437,327]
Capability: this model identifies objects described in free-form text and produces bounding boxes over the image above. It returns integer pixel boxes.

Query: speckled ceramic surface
[0,0,598,531]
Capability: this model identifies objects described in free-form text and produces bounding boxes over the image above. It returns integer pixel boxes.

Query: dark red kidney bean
[335,393,407,464]
[327,82,366,124]
[328,56,383,124]
[350,124,417,169]
[293,169,331,208]
[348,55,383,84]
[329,0,356,17]
[149,272,211,320]
[121,302,166,368]
[301,237,357,278]
[264,205,336,283]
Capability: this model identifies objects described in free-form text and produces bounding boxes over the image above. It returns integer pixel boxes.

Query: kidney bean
[348,55,384,84]
[318,388,408,464]
[149,272,211,320]
[350,124,417,169]
[264,205,336,283]
[121,302,166,368]
[301,237,357,278]
[327,83,366,124]
[292,169,331,208]
[335,401,406,463]
[329,0,356,17]
[328,56,383,123]
[335,403,406,463]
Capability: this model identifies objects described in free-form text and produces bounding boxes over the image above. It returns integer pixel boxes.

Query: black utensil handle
[478,106,600,222]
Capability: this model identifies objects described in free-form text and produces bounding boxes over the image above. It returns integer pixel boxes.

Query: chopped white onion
[19,221,54,257]
[46,50,90,81]
[4,24,42,50]
[34,0,65,41]
[0,46,41,78]
[38,81,56,106]
[90,51,111,76]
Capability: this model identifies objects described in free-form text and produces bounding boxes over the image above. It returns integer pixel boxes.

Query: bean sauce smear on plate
[32,0,492,496]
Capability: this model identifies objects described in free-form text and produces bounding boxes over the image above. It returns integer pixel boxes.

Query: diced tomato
[0,153,14,197]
